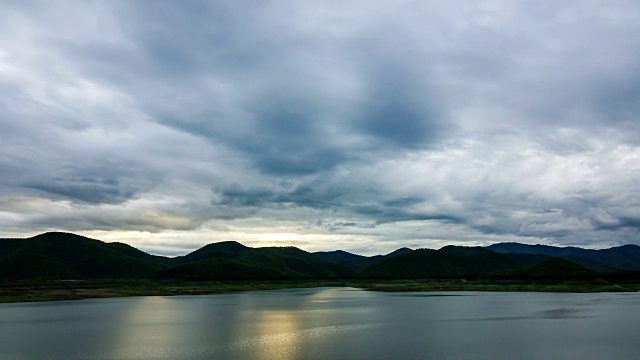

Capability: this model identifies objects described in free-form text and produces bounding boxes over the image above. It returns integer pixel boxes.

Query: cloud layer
[2,0,640,255]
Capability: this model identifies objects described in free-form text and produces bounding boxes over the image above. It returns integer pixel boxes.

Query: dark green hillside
[503,253,550,266]
[436,245,551,268]
[0,239,24,255]
[591,245,640,270]
[105,242,172,267]
[315,247,413,272]
[158,242,351,280]
[150,258,291,281]
[487,243,566,256]
[2,232,639,284]
[175,241,251,264]
[360,249,521,279]
[248,247,350,278]
[385,247,413,257]
[314,250,382,272]
[560,255,611,270]
[487,242,640,270]
[527,257,591,277]
[0,232,171,280]
[438,245,491,256]
[494,257,593,279]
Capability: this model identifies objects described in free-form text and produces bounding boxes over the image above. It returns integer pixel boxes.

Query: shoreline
[2,279,639,304]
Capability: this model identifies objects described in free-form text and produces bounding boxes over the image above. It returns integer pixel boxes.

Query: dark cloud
[213,182,349,213]
[72,1,451,176]
[355,64,445,149]
[27,179,132,205]
[212,181,463,229]
[592,216,640,232]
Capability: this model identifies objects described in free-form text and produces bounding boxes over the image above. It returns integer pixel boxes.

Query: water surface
[1,288,638,359]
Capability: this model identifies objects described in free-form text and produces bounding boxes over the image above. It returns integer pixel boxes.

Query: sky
[2,1,640,256]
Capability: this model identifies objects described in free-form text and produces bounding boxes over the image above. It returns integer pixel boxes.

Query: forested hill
[1,232,639,281]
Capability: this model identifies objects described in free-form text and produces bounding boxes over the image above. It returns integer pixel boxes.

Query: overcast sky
[2,1,640,256]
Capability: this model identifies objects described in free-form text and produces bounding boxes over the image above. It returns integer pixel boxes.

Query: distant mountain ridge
[1,232,640,281]
[313,247,411,272]
[159,241,351,280]
[486,242,640,271]
[359,249,522,279]
[0,232,171,280]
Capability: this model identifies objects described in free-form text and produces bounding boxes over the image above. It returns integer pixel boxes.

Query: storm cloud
[2,0,640,255]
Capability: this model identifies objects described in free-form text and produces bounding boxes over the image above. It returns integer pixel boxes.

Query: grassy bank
[350,279,640,293]
[0,280,347,303]
[2,278,639,304]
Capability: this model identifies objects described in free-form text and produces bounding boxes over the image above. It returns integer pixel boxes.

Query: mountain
[176,241,252,264]
[155,241,351,280]
[487,243,566,256]
[314,247,411,273]
[150,258,292,281]
[314,250,382,272]
[487,243,640,271]
[503,253,551,266]
[359,249,522,279]
[494,257,593,279]
[525,257,592,278]
[0,232,172,280]
[2,232,640,281]
[438,245,492,256]
[385,247,413,257]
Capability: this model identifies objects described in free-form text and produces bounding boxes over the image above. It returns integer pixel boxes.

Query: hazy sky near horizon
[2,0,640,256]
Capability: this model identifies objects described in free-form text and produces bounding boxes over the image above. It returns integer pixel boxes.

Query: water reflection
[251,310,301,360]
[108,297,187,359]
[1,290,640,360]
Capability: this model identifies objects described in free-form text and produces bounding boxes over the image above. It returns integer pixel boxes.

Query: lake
[0,288,638,359]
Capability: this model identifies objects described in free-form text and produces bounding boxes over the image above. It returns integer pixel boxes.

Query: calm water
[0,288,639,360]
